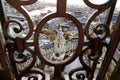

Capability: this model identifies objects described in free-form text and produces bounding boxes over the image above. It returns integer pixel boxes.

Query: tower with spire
[54,25,66,55]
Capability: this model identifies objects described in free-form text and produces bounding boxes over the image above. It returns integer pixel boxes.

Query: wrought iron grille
[0,0,120,80]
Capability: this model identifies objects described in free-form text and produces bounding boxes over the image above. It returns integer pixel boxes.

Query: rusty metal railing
[0,0,120,80]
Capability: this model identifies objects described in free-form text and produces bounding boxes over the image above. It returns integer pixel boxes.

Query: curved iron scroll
[3,0,116,80]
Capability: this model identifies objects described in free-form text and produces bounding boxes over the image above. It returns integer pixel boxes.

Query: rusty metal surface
[0,39,12,80]
[97,12,120,80]
[0,0,119,80]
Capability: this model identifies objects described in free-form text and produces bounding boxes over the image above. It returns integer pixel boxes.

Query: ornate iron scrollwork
[3,0,116,80]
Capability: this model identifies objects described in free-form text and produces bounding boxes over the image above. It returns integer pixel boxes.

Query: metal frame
[0,0,119,80]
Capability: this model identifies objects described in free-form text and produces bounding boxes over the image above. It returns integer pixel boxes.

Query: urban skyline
[39,0,120,8]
